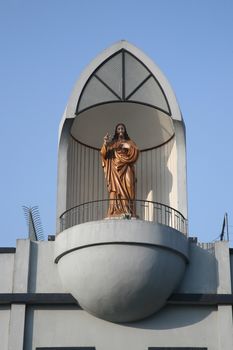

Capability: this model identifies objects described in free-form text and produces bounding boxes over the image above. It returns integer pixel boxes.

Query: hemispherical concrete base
[55,220,189,323]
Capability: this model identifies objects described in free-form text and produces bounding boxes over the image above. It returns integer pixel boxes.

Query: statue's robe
[101,139,139,217]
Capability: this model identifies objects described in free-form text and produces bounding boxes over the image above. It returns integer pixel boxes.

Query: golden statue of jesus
[101,123,139,218]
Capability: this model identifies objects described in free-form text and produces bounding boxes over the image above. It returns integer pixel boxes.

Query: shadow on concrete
[123,242,219,330]
[123,304,216,330]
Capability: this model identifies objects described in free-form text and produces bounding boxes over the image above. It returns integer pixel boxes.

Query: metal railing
[60,199,188,235]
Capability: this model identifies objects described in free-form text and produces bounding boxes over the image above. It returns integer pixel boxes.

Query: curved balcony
[59,199,187,235]
[56,200,189,322]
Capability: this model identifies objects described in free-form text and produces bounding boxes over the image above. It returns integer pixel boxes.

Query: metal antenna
[220,212,229,241]
[23,206,44,241]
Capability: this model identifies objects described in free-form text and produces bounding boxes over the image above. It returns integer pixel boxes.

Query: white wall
[0,307,10,350]
[24,305,219,350]
[28,241,64,293]
[0,253,14,292]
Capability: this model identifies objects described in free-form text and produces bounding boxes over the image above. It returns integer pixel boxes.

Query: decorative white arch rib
[59,40,182,143]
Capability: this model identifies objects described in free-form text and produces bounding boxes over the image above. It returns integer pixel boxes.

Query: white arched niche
[56,41,187,233]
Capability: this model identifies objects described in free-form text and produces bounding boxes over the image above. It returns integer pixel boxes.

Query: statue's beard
[118,133,124,139]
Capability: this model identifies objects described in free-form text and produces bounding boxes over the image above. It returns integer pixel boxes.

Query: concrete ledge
[55,220,189,263]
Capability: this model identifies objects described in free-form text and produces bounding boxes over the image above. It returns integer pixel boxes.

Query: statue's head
[113,123,130,141]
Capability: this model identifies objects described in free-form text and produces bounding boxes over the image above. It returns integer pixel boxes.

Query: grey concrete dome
[55,220,189,323]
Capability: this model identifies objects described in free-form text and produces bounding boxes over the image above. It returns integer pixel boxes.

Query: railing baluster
[59,199,188,236]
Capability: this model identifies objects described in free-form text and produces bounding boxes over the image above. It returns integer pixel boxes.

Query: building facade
[1,41,233,350]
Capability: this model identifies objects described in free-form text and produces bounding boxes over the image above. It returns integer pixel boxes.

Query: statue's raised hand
[104,133,111,146]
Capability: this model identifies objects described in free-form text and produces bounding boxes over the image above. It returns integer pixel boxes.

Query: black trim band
[169,293,233,305]
[0,293,77,305]
[1,293,233,306]
[148,348,207,350]
[0,248,16,253]
[36,348,95,350]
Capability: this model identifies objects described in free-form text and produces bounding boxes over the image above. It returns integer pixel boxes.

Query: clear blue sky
[0,0,233,246]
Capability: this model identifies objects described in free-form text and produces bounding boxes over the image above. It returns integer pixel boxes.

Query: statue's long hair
[112,123,130,141]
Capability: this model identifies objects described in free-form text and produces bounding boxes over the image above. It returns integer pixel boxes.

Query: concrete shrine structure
[1,41,233,350]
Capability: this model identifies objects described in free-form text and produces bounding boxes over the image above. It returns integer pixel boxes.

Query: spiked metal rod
[23,206,44,241]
